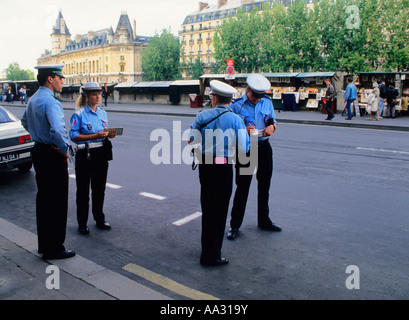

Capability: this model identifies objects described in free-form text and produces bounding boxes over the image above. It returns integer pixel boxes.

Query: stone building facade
[38,11,150,84]
[179,0,315,75]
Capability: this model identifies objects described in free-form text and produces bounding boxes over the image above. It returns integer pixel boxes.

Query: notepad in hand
[107,128,123,135]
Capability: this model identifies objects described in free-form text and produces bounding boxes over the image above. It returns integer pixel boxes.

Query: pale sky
[0,0,208,74]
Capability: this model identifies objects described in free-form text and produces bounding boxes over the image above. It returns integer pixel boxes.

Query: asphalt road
[1,106,409,300]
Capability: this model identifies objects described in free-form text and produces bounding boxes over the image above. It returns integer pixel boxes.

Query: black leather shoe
[200,257,229,266]
[79,226,90,235]
[259,222,282,232]
[43,250,76,260]
[227,228,239,240]
[96,221,111,230]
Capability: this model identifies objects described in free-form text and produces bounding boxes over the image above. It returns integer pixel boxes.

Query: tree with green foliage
[6,62,34,80]
[213,8,271,73]
[190,57,204,79]
[142,29,181,81]
[378,0,409,71]
[212,0,409,73]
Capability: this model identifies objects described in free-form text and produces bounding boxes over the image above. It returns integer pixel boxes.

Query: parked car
[0,106,34,172]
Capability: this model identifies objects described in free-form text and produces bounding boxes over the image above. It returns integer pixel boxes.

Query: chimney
[133,20,137,40]
[75,34,82,43]
[218,0,227,8]
[87,30,94,41]
[199,2,208,11]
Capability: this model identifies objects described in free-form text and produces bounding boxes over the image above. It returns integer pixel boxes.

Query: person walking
[378,80,386,118]
[344,77,357,120]
[227,74,281,241]
[19,85,27,104]
[102,83,110,107]
[366,82,380,121]
[70,82,116,235]
[6,87,13,104]
[21,64,75,260]
[324,78,336,120]
[188,80,249,266]
[385,84,399,118]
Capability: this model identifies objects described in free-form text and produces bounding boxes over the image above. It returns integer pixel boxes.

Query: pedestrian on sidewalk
[366,82,380,121]
[324,78,335,120]
[385,84,399,118]
[344,77,357,120]
[102,83,111,107]
[378,80,386,118]
[21,64,75,260]
[19,85,27,104]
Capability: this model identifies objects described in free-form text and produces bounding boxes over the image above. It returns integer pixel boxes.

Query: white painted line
[356,147,409,155]
[106,183,122,190]
[173,212,202,226]
[69,174,122,189]
[139,192,167,201]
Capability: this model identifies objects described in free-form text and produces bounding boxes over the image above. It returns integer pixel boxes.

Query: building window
[120,55,124,61]
[120,65,125,72]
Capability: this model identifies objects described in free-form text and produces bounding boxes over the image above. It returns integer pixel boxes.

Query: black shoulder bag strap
[191,110,231,170]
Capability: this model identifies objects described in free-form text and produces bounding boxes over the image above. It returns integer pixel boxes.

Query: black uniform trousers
[199,162,233,263]
[31,143,68,255]
[230,139,273,229]
[75,146,108,227]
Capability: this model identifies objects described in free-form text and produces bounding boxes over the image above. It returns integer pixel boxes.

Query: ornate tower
[51,11,72,55]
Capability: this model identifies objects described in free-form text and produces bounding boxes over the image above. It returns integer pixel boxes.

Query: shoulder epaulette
[75,108,84,116]
[231,96,244,103]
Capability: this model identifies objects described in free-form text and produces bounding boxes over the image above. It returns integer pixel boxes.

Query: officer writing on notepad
[189,80,249,266]
[227,74,281,241]
[70,82,117,235]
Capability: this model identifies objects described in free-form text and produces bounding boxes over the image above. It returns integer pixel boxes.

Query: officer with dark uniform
[227,74,281,240]
[189,80,249,266]
[21,64,75,260]
[69,82,116,235]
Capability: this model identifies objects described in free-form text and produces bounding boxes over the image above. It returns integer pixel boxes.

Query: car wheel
[17,162,32,173]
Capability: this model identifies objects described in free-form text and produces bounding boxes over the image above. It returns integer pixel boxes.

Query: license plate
[0,153,19,162]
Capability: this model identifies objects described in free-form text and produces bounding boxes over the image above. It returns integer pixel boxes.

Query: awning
[296,72,336,78]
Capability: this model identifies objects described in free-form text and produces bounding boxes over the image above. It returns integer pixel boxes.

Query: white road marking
[139,192,167,201]
[105,183,122,190]
[69,174,122,189]
[356,147,409,155]
[173,212,202,226]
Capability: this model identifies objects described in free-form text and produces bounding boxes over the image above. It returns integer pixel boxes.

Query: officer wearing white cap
[21,64,75,260]
[188,80,249,266]
[227,74,281,241]
[70,82,117,235]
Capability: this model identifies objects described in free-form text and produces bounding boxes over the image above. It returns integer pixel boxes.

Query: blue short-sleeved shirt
[230,94,277,141]
[189,105,249,158]
[69,105,108,144]
[21,87,69,154]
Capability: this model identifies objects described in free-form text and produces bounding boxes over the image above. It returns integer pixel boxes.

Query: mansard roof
[60,13,151,54]
[52,11,71,35]
[182,0,316,25]
[116,12,134,42]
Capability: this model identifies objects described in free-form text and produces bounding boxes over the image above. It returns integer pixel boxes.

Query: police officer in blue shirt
[227,74,282,241]
[189,80,249,266]
[70,82,116,235]
[21,64,75,260]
